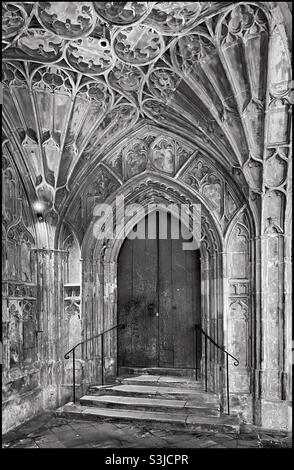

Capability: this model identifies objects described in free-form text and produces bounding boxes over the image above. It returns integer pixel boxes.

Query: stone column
[200,253,210,381]
[225,215,253,421]
[258,24,292,430]
[103,260,118,382]
[81,258,103,392]
[81,256,118,389]
[215,251,224,394]
[209,252,219,391]
[259,218,291,429]
[31,248,68,408]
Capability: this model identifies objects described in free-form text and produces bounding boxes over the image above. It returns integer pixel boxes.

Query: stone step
[118,366,197,379]
[55,403,239,434]
[116,374,205,389]
[87,384,219,403]
[79,394,220,416]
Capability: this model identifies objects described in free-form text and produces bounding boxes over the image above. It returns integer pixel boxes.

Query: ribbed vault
[1,2,292,433]
[2,2,292,245]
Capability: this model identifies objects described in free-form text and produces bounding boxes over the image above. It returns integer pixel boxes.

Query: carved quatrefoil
[37,2,96,39]
[93,2,152,26]
[113,24,164,66]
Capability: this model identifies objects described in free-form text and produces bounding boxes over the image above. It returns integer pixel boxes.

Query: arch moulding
[78,173,255,420]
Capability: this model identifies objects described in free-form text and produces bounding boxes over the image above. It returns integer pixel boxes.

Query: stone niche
[2,149,40,433]
[226,215,252,422]
[61,227,83,399]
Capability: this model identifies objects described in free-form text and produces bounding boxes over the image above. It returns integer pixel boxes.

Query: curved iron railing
[64,324,125,403]
[195,324,239,415]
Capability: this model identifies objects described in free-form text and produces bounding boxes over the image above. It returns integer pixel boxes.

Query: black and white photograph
[1,1,292,454]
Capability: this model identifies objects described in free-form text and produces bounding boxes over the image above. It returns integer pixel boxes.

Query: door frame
[80,176,224,389]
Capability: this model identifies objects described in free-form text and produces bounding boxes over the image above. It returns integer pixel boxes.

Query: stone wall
[2,2,292,432]
[2,146,81,433]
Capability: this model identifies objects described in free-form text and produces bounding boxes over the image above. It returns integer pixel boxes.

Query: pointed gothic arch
[78,173,256,416]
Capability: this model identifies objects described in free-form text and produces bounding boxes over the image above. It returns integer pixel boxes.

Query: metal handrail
[195,324,239,415]
[64,323,125,403]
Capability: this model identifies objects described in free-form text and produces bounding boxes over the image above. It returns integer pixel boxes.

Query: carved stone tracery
[180,155,239,227]
[147,2,201,35]
[102,128,195,183]
[37,3,96,39]
[1,1,292,431]
[2,1,280,211]
[94,2,152,26]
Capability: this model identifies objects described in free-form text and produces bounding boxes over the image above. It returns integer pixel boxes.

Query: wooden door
[117,212,201,368]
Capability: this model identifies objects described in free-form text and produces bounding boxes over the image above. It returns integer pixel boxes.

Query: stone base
[2,384,72,434]
[2,388,43,434]
[260,399,292,431]
[227,393,253,423]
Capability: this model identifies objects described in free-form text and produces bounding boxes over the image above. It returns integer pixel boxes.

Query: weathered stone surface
[55,403,234,432]
[260,400,292,431]
[6,412,291,449]
[101,384,219,401]
[117,374,206,389]
[79,394,220,416]
[81,395,187,409]
[2,2,292,435]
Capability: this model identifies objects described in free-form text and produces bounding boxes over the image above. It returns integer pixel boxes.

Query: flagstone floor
[2,412,292,449]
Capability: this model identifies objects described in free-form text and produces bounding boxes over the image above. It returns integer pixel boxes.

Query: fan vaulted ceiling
[2,2,292,237]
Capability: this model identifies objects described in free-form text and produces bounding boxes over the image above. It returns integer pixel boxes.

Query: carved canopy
[2,2,292,241]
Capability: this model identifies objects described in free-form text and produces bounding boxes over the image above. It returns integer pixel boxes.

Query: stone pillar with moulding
[258,22,292,430]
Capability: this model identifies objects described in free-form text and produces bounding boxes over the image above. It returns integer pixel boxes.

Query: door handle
[147,303,155,315]
[147,304,159,317]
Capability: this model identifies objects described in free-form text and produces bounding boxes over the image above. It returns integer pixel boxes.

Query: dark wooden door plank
[118,212,201,369]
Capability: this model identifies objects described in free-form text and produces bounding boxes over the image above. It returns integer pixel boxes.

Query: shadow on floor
[2,412,292,449]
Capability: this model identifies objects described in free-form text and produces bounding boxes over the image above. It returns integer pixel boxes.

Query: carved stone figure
[150,138,175,174]
[123,140,147,180]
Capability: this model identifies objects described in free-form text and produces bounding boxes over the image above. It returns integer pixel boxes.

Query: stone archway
[1,1,292,433]
[79,174,254,415]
